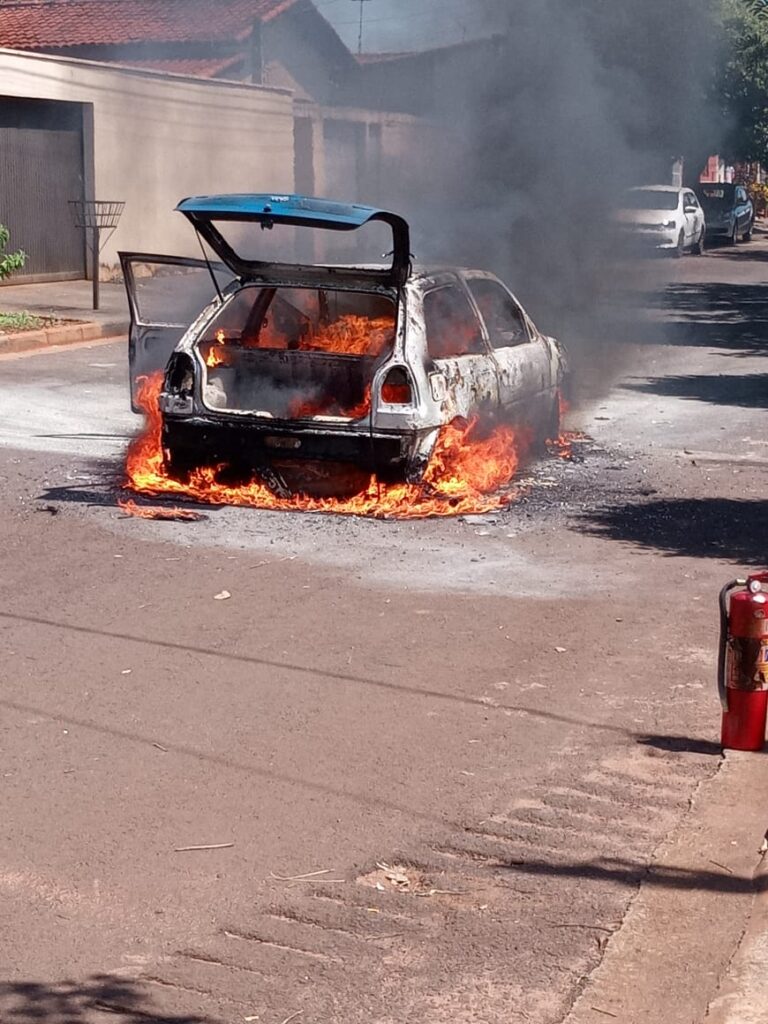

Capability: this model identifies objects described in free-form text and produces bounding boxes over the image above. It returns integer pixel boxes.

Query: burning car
[120,195,567,497]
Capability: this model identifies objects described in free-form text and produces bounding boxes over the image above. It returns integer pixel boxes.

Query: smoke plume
[369,0,722,390]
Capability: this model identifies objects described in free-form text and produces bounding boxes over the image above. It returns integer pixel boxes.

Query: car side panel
[429,353,499,422]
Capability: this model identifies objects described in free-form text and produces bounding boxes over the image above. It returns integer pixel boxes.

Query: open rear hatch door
[176,194,411,289]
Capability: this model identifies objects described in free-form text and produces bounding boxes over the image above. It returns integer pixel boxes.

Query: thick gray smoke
[372,0,721,388]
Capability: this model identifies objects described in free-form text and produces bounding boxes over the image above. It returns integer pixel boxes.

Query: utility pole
[351,0,374,55]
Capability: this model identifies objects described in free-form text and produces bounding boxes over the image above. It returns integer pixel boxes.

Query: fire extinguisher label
[728,638,768,690]
[758,643,768,687]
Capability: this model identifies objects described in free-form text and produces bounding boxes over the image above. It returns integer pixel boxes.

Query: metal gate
[0,97,86,282]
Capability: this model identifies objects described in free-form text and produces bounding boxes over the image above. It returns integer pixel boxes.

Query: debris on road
[270,868,335,881]
[174,843,235,852]
[214,590,231,601]
[118,498,207,522]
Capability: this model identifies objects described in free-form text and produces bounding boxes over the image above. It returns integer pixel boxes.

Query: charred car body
[121,195,567,493]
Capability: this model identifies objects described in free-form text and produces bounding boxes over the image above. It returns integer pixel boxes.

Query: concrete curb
[0,319,128,355]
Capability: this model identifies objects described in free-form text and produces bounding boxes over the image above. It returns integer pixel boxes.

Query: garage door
[0,97,86,282]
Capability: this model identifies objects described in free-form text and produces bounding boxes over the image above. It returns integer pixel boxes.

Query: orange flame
[205,329,227,368]
[298,314,394,356]
[125,373,522,519]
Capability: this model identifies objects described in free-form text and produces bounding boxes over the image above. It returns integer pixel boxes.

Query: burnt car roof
[176,193,411,288]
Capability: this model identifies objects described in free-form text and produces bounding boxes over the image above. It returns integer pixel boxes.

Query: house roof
[356,36,504,66]
[112,55,245,78]
[0,0,299,50]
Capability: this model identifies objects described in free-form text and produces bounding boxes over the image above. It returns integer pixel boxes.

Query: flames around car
[120,194,569,517]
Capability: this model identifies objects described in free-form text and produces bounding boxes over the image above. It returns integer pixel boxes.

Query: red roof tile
[111,55,245,78]
[0,0,299,50]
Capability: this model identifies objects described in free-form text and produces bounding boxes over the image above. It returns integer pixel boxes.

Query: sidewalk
[563,750,768,1024]
[704,845,768,1023]
[0,278,129,352]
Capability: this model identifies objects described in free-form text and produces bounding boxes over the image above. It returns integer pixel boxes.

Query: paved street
[1,240,767,1023]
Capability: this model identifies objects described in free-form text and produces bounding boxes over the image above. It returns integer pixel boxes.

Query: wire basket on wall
[68,200,125,230]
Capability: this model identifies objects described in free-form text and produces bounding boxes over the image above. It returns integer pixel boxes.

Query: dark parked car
[694,183,754,244]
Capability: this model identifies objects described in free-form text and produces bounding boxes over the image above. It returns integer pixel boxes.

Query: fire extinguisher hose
[718,579,742,711]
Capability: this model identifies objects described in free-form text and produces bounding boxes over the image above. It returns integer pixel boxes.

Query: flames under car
[121,194,568,496]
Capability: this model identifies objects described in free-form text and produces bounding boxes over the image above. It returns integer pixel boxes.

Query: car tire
[728,221,738,246]
[743,221,754,242]
[693,228,706,255]
[674,230,685,258]
[540,392,561,452]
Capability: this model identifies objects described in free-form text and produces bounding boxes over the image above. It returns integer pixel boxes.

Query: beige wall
[0,48,295,267]
[293,99,424,208]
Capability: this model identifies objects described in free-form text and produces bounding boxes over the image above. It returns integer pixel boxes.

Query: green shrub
[0,224,26,281]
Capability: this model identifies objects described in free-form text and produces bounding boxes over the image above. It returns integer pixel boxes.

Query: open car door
[120,253,235,411]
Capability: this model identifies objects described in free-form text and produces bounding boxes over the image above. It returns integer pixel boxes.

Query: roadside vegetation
[0,224,26,281]
[0,223,45,334]
[0,310,47,333]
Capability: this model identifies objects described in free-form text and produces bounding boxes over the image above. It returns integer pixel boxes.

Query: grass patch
[0,310,51,333]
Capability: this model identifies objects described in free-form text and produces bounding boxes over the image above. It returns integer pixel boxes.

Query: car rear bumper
[162,415,424,480]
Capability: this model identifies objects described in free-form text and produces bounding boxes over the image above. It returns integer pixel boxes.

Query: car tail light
[381,367,413,405]
[166,353,195,395]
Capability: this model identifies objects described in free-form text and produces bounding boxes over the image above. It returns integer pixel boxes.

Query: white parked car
[616,186,706,256]
[120,194,568,496]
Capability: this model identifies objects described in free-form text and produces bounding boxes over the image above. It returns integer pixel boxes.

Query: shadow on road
[637,734,722,756]
[714,245,768,263]
[623,371,768,408]
[0,976,210,1023]
[611,281,768,357]
[505,856,761,894]
[575,498,768,565]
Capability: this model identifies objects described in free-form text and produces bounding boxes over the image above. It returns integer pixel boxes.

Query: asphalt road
[1,239,767,1024]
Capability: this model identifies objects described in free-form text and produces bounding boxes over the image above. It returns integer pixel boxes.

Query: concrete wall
[293,99,424,207]
[0,48,295,268]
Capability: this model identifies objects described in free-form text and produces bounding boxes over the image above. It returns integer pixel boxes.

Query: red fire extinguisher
[719,572,768,751]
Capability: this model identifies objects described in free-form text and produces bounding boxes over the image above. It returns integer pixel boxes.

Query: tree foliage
[719,0,768,162]
[0,224,26,281]
[741,0,768,19]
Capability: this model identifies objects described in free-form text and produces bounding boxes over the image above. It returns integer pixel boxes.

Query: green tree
[0,224,26,281]
[718,0,768,163]
[742,0,768,19]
